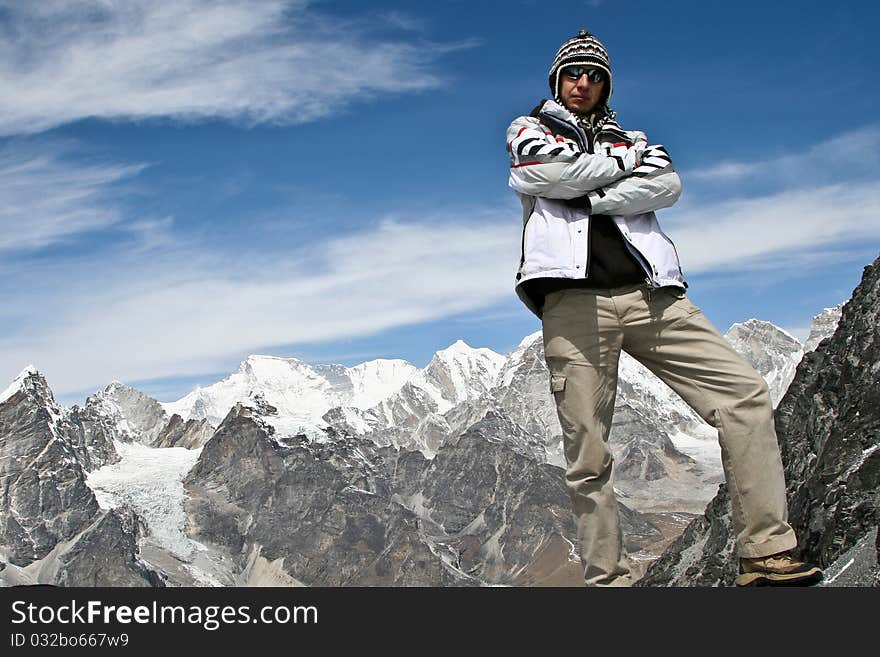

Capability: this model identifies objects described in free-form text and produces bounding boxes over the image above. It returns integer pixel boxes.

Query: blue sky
[1,0,878,406]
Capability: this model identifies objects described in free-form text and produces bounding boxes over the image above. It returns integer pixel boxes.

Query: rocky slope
[83,382,169,446]
[805,303,844,352]
[724,320,804,407]
[0,368,161,586]
[637,257,880,586]
[322,341,506,455]
[322,333,720,519]
[181,404,660,586]
[0,281,848,587]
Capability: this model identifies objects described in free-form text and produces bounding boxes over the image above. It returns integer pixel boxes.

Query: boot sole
[735,567,823,587]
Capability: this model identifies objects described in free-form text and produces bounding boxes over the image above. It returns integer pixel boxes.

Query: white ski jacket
[507,99,686,318]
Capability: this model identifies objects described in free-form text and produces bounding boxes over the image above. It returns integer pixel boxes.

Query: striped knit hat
[548,29,613,110]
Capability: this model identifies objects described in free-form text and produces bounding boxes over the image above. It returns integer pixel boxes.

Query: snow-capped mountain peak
[413,340,506,411]
[342,359,419,409]
[724,319,804,407]
[85,381,170,445]
[161,352,419,439]
[805,303,844,352]
[0,366,71,444]
[162,354,331,433]
[0,364,41,405]
[436,339,479,358]
[499,332,543,388]
[236,354,320,387]
[515,331,543,351]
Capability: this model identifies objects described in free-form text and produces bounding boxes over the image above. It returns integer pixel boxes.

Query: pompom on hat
[548,29,613,110]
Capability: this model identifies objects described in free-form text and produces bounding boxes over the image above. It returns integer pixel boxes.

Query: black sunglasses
[561,65,605,83]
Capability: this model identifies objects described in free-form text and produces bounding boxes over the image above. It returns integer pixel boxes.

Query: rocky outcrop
[611,403,695,482]
[638,256,880,586]
[152,413,214,449]
[81,382,169,446]
[724,320,804,407]
[804,303,844,352]
[5,507,164,587]
[776,261,879,569]
[183,404,451,586]
[183,404,661,586]
[0,369,162,586]
[0,369,105,564]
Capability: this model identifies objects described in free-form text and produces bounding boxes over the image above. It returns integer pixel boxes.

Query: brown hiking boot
[735,551,823,587]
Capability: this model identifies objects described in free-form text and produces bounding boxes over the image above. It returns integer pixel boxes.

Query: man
[506,29,823,587]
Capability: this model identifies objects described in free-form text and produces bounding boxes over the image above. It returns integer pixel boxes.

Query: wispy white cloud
[668,124,880,274]
[0,140,149,252]
[119,216,177,253]
[686,124,880,185]
[0,210,519,397]
[378,10,428,32]
[0,0,466,136]
[668,180,880,274]
[3,121,878,402]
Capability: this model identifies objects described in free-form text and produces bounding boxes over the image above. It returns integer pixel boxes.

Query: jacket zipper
[582,211,591,278]
[531,107,685,296]
[662,232,689,288]
[614,223,657,297]
[544,112,593,279]
[582,128,595,278]
[541,114,588,152]
[543,112,643,284]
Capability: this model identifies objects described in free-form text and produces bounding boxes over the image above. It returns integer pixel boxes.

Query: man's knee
[738,372,772,409]
[699,369,772,429]
[565,453,614,489]
[711,360,772,409]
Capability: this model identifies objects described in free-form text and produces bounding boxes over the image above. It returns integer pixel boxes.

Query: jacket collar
[538,99,625,137]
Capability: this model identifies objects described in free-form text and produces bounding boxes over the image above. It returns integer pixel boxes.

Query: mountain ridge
[1,293,849,586]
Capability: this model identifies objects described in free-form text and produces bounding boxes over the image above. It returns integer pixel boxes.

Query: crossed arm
[506,115,681,215]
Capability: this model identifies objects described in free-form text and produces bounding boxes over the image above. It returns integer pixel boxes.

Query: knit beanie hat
[548,29,613,112]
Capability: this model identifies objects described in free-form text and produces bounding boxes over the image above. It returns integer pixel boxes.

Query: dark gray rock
[417,412,660,583]
[776,263,880,568]
[610,403,694,482]
[0,370,162,586]
[0,371,103,565]
[28,508,164,587]
[184,404,450,586]
[65,404,122,471]
[152,413,214,449]
[638,255,880,586]
[821,526,879,587]
[184,404,661,586]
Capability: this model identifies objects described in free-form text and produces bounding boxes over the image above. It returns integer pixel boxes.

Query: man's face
[558,65,606,114]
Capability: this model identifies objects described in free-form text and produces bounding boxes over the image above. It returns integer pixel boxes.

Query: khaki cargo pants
[541,283,798,586]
